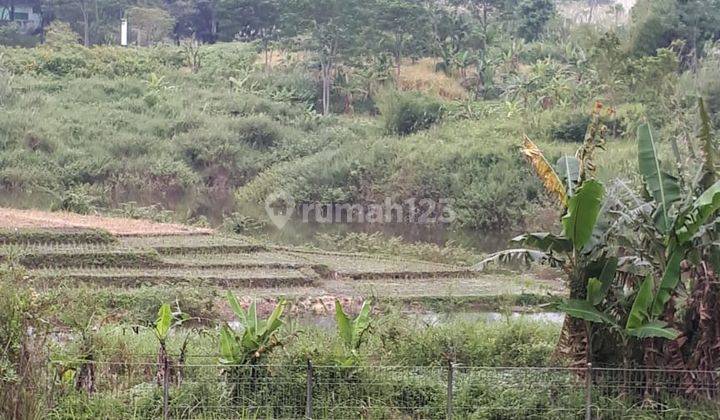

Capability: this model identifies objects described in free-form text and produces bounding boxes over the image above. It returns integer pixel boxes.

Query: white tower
[121,19,128,46]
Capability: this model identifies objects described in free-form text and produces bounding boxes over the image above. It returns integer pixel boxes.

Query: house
[0,2,42,32]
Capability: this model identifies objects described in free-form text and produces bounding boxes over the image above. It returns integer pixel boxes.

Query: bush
[235,115,285,148]
[0,65,12,106]
[0,23,39,47]
[377,90,444,135]
[551,111,590,142]
[44,21,81,49]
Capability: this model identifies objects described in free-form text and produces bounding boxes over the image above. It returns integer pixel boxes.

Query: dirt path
[0,208,212,236]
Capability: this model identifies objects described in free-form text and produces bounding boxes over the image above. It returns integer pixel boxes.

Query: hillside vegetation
[1,0,719,243]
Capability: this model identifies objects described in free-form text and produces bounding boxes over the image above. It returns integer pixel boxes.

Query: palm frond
[521,135,567,207]
[474,248,564,271]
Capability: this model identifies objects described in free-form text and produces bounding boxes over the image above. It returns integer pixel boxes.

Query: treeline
[4,0,559,46]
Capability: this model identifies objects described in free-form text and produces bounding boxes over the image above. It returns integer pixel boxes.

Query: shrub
[49,184,104,214]
[44,21,81,49]
[0,65,12,106]
[550,111,590,142]
[377,90,444,135]
[246,67,319,104]
[235,115,285,148]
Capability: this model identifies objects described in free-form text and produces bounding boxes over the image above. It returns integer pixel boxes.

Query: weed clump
[235,115,285,149]
[377,90,444,135]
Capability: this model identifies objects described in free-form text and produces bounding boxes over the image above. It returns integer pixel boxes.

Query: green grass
[119,235,266,254]
[31,266,318,288]
[0,42,646,237]
[0,227,116,245]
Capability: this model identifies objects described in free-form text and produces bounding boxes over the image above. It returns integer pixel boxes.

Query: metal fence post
[446,361,455,420]
[585,362,593,420]
[162,356,170,420]
[305,359,313,420]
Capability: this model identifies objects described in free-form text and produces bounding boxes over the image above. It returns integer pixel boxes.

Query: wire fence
[45,360,720,419]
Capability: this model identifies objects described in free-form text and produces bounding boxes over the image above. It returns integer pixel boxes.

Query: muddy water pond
[270,311,565,331]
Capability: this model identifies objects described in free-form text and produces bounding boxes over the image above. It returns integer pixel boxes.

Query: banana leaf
[558,299,616,325]
[650,251,682,317]
[521,135,568,206]
[154,303,172,341]
[562,179,604,250]
[556,155,580,197]
[675,179,720,244]
[511,232,573,253]
[637,124,681,233]
[626,321,680,340]
[335,300,353,348]
[587,257,618,305]
[626,275,654,330]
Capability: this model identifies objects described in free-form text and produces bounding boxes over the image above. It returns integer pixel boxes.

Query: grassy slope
[0,42,646,240]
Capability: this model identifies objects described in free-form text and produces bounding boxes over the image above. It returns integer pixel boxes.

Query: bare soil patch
[0,207,212,236]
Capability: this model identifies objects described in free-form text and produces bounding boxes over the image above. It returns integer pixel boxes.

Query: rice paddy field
[0,207,562,321]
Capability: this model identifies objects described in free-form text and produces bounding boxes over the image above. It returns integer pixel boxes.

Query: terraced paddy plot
[282,251,471,279]
[0,207,212,235]
[120,235,265,254]
[0,243,162,268]
[162,252,312,269]
[31,267,318,288]
[0,227,116,245]
[325,274,560,299]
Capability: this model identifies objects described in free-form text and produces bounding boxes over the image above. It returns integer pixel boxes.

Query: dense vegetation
[2,1,720,417]
[1,0,718,242]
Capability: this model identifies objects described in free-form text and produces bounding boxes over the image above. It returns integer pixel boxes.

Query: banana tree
[610,102,720,373]
[477,105,619,363]
[219,293,287,397]
[151,303,187,418]
[334,299,373,367]
[478,104,684,366]
[219,293,287,366]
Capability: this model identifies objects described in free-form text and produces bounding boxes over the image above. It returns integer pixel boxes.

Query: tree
[515,0,555,41]
[42,0,95,46]
[216,0,282,71]
[478,106,614,365]
[373,0,428,80]
[628,0,720,59]
[166,0,218,43]
[126,6,175,46]
[290,0,365,115]
[627,0,679,57]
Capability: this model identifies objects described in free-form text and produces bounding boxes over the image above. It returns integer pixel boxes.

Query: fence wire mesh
[45,360,720,419]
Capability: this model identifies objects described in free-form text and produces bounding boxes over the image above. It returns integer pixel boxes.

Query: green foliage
[625,275,655,331]
[551,112,591,142]
[628,0,679,57]
[377,90,444,135]
[154,304,173,343]
[0,263,45,419]
[334,299,373,364]
[235,115,285,148]
[637,123,681,232]
[515,0,556,42]
[587,257,618,306]
[49,184,103,215]
[557,299,615,324]
[0,22,38,47]
[219,293,287,365]
[126,7,175,46]
[44,21,81,49]
[561,179,604,250]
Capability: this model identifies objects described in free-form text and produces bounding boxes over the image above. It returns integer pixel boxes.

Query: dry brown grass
[397,58,469,100]
[0,207,212,236]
